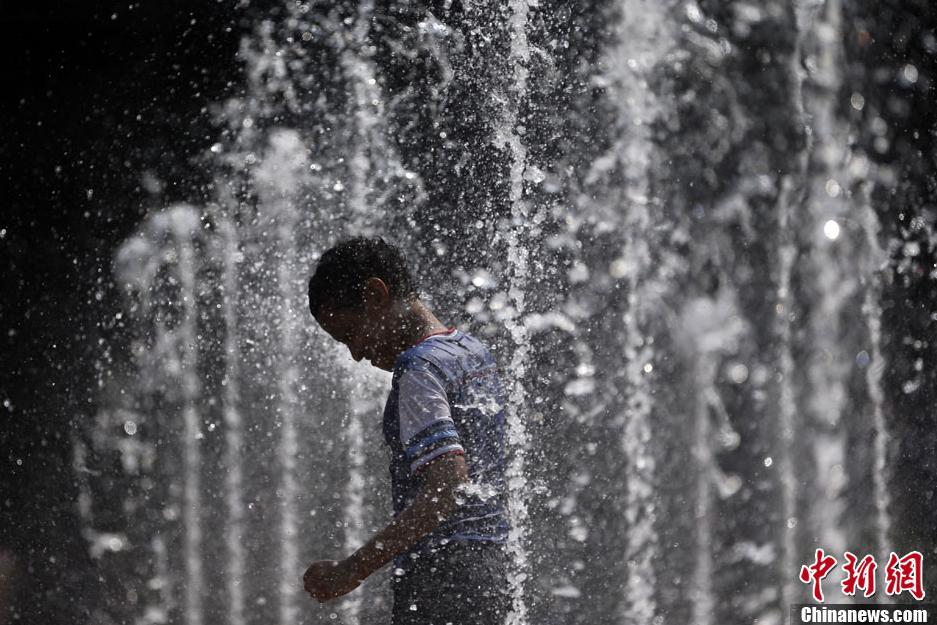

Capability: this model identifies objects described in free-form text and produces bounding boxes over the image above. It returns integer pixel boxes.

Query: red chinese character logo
[800,549,838,602]
[841,552,877,597]
[885,551,925,600]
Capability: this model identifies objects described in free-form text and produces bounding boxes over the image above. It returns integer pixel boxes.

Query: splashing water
[499,1,535,623]
[71,2,928,625]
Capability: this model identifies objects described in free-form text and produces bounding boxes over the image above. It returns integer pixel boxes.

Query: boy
[303,237,512,625]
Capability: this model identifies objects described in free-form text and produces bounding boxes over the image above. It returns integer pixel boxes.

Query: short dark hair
[308,236,419,317]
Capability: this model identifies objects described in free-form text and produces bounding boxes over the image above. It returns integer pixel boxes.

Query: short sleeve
[397,368,465,474]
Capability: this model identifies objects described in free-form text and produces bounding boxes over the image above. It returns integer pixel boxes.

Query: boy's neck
[397,299,448,351]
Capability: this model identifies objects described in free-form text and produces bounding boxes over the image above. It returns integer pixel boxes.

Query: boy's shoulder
[393,328,494,377]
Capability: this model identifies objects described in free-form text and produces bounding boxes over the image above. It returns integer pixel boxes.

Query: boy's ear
[362,277,392,310]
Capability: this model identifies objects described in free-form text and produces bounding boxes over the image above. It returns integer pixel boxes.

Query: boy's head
[308,236,420,371]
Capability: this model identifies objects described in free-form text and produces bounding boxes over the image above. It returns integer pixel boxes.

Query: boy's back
[383,327,512,623]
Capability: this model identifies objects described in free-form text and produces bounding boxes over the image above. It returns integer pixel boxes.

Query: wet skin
[314,304,395,371]
[313,276,445,371]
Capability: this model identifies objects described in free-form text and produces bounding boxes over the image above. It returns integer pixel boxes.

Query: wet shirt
[382,328,510,570]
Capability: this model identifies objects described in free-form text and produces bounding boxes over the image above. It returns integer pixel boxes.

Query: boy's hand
[303,558,363,602]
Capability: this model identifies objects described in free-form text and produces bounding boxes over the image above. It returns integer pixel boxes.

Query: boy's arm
[303,451,469,602]
[350,451,468,576]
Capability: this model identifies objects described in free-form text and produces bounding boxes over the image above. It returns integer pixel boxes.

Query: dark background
[1,3,249,621]
[2,1,936,623]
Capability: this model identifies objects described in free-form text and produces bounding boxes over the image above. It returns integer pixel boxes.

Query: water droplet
[723,474,743,495]
[855,350,870,367]
[550,585,582,598]
[903,241,920,257]
[823,220,840,240]
[124,421,137,436]
[764,456,773,468]
[568,263,589,283]
[522,165,545,183]
[470,270,496,289]
[850,93,865,111]
[609,258,629,279]
[902,63,919,84]
[728,363,749,384]
[685,3,703,22]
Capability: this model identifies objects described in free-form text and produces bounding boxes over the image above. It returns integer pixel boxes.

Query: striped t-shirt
[382,328,510,569]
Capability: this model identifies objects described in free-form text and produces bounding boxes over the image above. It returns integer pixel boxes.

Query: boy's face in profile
[313,278,398,372]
